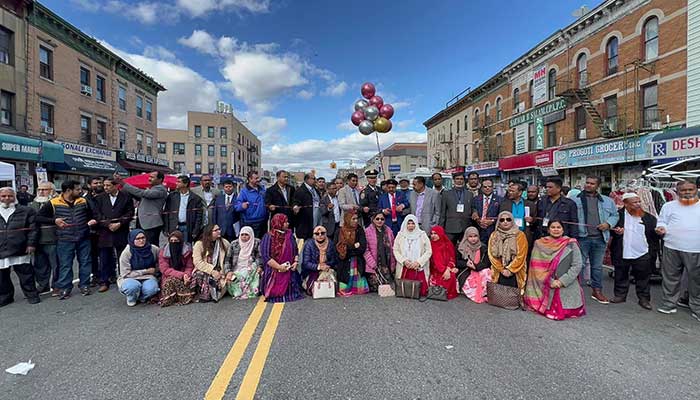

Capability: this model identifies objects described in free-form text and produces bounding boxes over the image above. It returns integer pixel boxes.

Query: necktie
[482,196,490,219]
[391,193,397,220]
[353,189,359,204]
[226,195,231,207]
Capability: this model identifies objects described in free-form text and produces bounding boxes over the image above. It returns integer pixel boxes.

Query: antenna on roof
[572,5,589,18]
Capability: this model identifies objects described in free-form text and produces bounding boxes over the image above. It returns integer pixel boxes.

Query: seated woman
[457,226,492,303]
[428,226,459,300]
[488,211,528,293]
[260,214,304,303]
[159,230,195,307]
[302,225,339,296]
[118,229,160,307]
[190,224,230,302]
[364,211,396,292]
[393,215,431,297]
[223,226,262,300]
[524,220,586,320]
[334,212,369,296]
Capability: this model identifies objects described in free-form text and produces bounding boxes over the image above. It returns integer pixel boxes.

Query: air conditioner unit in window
[98,138,107,145]
[518,102,526,113]
[578,128,587,139]
[651,121,662,130]
[41,126,54,134]
[81,85,93,96]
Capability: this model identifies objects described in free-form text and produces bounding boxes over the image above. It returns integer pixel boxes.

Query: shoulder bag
[486,281,521,310]
[419,285,448,302]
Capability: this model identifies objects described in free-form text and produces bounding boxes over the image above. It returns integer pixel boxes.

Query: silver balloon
[354,99,369,112]
[358,120,375,135]
[364,105,379,121]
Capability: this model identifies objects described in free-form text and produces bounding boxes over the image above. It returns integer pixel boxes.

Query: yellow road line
[235,302,285,400]
[204,297,267,400]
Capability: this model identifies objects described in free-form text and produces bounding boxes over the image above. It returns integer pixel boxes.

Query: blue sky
[50,0,587,177]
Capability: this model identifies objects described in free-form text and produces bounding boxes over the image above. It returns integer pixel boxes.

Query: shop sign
[532,64,548,106]
[515,124,528,154]
[57,141,116,161]
[534,117,545,150]
[498,148,556,171]
[388,164,401,172]
[509,98,567,128]
[465,161,498,172]
[36,167,47,183]
[651,134,700,159]
[553,135,655,169]
[2,142,41,156]
[539,166,559,176]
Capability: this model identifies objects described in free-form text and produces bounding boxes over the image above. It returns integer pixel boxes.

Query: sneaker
[610,296,626,304]
[692,313,700,322]
[37,287,51,295]
[51,288,61,297]
[126,299,137,307]
[59,290,71,300]
[657,306,677,314]
[90,276,99,287]
[591,289,609,304]
[98,285,109,293]
[678,296,690,309]
[80,287,91,296]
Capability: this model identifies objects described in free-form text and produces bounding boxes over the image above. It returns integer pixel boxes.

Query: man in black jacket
[85,176,104,287]
[163,175,203,244]
[0,187,40,306]
[265,170,296,227]
[536,177,578,239]
[293,173,320,240]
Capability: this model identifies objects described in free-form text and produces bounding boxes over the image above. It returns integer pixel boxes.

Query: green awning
[0,133,64,163]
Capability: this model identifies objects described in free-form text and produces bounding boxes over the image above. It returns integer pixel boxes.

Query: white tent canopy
[0,161,16,190]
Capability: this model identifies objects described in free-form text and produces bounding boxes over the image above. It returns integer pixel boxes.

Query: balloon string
[374,131,384,178]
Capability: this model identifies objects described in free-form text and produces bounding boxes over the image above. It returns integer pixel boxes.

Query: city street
[1,276,698,400]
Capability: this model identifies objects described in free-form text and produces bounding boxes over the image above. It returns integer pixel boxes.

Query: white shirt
[657,200,700,253]
[109,194,118,206]
[623,210,648,259]
[179,192,190,223]
[224,193,233,207]
[203,190,214,205]
[0,206,16,222]
[331,195,340,223]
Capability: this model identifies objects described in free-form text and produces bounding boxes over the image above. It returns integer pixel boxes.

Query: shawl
[397,215,425,262]
[376,224,390,268]
[128,229,155,271]
[314,232,329,266]
[164,230,189,271]
[237,226,255,268]
[524,236,577,313]
[336,211,357,259]
[489,211,520,266]
[458,226,482,262]
[270,213,289,261]
[429,226,455,272]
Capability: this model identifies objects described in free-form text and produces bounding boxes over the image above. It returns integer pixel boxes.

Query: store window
[643,17,659,61]
[606,37,619,75]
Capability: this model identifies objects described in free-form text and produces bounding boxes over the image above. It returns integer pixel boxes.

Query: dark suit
[536,195,579,238]
[265,183,295,226]
[378,191,410,236]
[212,192,239,242]
[163,191,204,243]
[500,197,538,259]
[359,184,382,227]
[471,194,502,244]
[439,187,474,244]
[94,191,134,285]
[293,184,319,240]
[320,193,341,239]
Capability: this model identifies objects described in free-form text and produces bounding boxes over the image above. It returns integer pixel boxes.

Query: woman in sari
[335,212,369,296]
[191,224,230,302]
[301,225,339,296]
[364,211,396,292]
[488,211,528,292]
[260,213,304,303]
[159,230,195,307]
[524,220,586,320]
[118,229,160,306]
[223,226,262,300]
[428,226,459,300]
[457,226,492,303]
[393,215,431,297]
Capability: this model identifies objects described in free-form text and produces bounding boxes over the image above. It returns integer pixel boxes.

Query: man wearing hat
[439,172,474,246]
[359,169,383,227]
[609,192,660,310]
[378,179,410,236]
[398,178,412,198]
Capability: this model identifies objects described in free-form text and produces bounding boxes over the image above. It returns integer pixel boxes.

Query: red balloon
[361,82,376,99]
[369,95,384,109]
[351,110,365,126]
[379,104,394,119]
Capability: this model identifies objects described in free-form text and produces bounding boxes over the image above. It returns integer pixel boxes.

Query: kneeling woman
[364,211,396,292]
[335,213,369,296]
[428,226,459,300]
[191,224,230,302]
[301,225,339,296]
[457,227,492,303]
[159,230,195,307]
[393,215,431,297]
[260,214,304,303]
[223,226,262,300]
[524,220,586,320]
[118,229,160,306]
[488,211,528,293]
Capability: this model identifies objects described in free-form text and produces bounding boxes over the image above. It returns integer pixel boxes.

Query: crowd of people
[0,168,698,323]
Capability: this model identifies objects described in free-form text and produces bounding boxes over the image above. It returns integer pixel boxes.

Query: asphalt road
[1,276,698,400]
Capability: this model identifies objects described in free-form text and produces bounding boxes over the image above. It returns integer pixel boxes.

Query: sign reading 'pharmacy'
[509,98,567,128]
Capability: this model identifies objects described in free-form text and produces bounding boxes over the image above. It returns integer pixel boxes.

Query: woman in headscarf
[301,225,339,296]
[524,220,586,320]
[457,226,492,303]
[488,211,528,292]
[334,212,368,296]
[223,226,262,300]
[364,211,396,292]
[260,213,303,303]
[190,224,230,302]
[158,230,195,307]
[428,226,459,300]
[393,214,431,297]
[118,229,160,307]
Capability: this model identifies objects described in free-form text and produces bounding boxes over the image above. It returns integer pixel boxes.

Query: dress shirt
[178,192,190,223]
[623,210,648,259]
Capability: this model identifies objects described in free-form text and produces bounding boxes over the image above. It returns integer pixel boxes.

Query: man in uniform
[359,169,383,227]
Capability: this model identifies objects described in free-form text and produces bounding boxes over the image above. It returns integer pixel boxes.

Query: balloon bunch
[351,82,395,135]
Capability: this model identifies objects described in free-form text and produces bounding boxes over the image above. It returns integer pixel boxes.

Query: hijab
[397,215,425,262]
[489,211,521,266]
[337,211,357,259]
[314,226,329,265]
[128,229,155,271]
[430,225,455,268]
[237,226,255,268]
[458,226,482,262]
[165,230,188,271]
[270,213,288,261]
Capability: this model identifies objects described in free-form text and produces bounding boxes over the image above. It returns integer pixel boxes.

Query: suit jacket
[264,183,295,224]
[122,183,168,230]
[320,193,341,238]
[94,191,134,249]
[359,184,382,226]
[536,195,579,238]
[337,185,360,226]
[610,209,660,267]
[163,191,204,243]
[378,191,410,236]
[472,193,502,243]
[191,186,221,226]
[409,188,440,230]
[211,191,239,240]
[293,184,319,240]
[439,187,474,235]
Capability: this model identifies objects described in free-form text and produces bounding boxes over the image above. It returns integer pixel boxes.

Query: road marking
[235,302,284,400]
[204,297,267,400]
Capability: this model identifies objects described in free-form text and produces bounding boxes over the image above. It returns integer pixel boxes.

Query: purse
[486,281,521,310]
[419,285,448,302]
[376,266,395,298]
[312,281,335,299]
[395,279,422,299]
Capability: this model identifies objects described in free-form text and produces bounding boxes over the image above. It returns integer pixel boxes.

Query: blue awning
[650,126,697,141]
[50,155,128,175]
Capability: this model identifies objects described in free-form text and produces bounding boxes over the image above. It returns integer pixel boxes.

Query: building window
[575,106,587,140]
[577,54,587,88]
[136,130,143,153]
[136,96,143,118]
[157,142,166,154]
[145,100,152,121]
[513,88,520,111]
[208,163,215,174]
[496,98,502,121]
[642,82,659,128]
[496,133,503,147]
[456,119,460,134]
[463,115,469,132]
[220,127,227,138]
[194,125,202,138]
[80,115,92,142]
[221,145,228,157]
[173,143,185,155]
[146,134,153,155]
[119,126,127,150]
[0,27,11,65]
[528,80,534,108]
[473,109,479,128]
[644,17,659,61]
[548,69,557,100]
[118,86,127,111]
[208,144,215,157]
[39,45,53,80]
[606,37,619,75]
[174,162,185,174]
[40,101,53,132]
[221,163,227,173]
[80,67,91,94]
[195,162,202,174]
[207,126,215,138]
[484,104,490,125]
[604,95,618,133]
[0,91,13,126]
[194,144,201,156]
[528,122,535,149]
[547,123,556,147]
[96,75,106,102]
[96,120,106,145]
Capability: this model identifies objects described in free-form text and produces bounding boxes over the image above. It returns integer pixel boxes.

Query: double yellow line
[205,297,284,400]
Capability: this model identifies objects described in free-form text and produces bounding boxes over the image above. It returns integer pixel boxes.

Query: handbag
[375,265,395,297]
[395,279,422,299]
[486,281,521,310]
[419,285,448,302]
[312,281,335,299]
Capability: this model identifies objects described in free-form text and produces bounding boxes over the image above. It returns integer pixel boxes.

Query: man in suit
[439,172,474,246]
[163,175,204,244]
[212,179,239,242]
[359,169,382,227]
[499,181,537,255]
[409,176,440,231]
[316,177,327,198]
[320,182,341,239]
[116,171,168,246]
[471,177,501,245]
[378,179,410,236]
[94,177,133,293]
[338,173,361,226]
[84,176,104,287]
[265,170,296,226]
[536,177,579,239]
[191,173,221,227]
[293,173,320,240]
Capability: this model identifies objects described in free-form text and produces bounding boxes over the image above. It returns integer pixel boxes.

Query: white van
[394,167,453,190]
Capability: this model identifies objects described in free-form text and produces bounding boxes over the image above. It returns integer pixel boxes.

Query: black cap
[365,169,379,177]
[385,179,399,186]
[451,171,464,178]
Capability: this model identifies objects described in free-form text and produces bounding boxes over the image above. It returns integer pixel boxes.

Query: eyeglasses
[499,218,513,222]
[314,231,326,236]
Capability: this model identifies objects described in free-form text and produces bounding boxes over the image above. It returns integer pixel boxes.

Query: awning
[118,159,173,174]
[0,133,63,163]
[650,126,700,160]
[50,155,127,175]
[554,133,658,169]
[498,148,556,172]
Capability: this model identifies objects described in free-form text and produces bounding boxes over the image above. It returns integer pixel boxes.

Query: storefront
[464,161,500,179]
[498,148,557,186]
[0,133,64,192]
[48,142,128,187]
[117,151,173,176]
[649,125,700,175]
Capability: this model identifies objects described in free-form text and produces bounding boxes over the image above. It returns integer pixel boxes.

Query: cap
[622,192,639,201]
[399,178,409,183]
[385,179,398,186]
[365,169,379,177]
[451,171,464,178]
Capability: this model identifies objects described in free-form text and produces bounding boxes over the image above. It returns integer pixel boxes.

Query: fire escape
[557,71,613,138]
[473,114,497,162]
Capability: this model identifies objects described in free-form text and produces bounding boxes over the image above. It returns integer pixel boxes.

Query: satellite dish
[572,5,589,18]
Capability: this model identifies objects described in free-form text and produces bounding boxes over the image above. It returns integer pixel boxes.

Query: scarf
[397,215,424,262]
[237,226,255,268]
[128,229,155,271]
[315,235,329,265]
[270,213,289,261]
[524,236,577,313]
[429,225,455,271]
[337,211,357,259]
[458,226,482,262]
[376,225,390,268]
[489,211,520,266]
[166,230,186,271]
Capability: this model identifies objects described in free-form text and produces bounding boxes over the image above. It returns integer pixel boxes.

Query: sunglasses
[374,218,385,221]
[499,218,513,222]
[314,231,327,236]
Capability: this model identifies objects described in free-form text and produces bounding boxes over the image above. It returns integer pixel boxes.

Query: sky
[49,0,588,179]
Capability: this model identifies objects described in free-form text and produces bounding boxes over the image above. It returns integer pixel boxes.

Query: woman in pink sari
[524,220,586,320]
[457,227,492,303]
[260,214,304,303]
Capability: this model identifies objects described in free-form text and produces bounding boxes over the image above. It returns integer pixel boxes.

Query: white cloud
[143,46,178,63]
[336,120,356,132]
[322,81,348,97]
[391,101,411,110]
[396,119,415,129]
[176,0,270,17]
[244,115,287,144]
[102,1,168,24]
[297,90,314,100]
[178,30,218,56]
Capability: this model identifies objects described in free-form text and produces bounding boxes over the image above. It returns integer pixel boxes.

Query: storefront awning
[650,126,700,160]
[118,159,173,174]
[50,155,128,175]
[553,133,659,169]
[0,133,63,163]
[498,148,556,171]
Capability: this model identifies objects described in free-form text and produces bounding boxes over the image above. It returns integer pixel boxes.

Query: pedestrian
[158,230,195,307]
[320,182,341,239]
[191,173,221,226]
[364,211,396,292]
[655,180,700,321]
[39,180,97,299]
[16,184,35,206]
[572,176,618,304]
[235,171,268,239]
[223,226,262,300]
[439,172,474,246]
[466,172,481,198]
[536,177,578,239]
[315,177,327,198]
[334,212,369,296]
[117,229,160,307]
[393,215,431,297]
[471,177,501,245]
[293,173,320,240]
[211,179,239,242]
[260,213,303,303]
[116,171,168,246]
[85,176,104,287]
[609,193,660,310]
[428,226,459,300]
[378,179,410,236]
[30,181,59,295]
[500,181,538,261]
[190,224,230,302]
[398,178,411,197]
[0,187,40,307]
[409,176,440,231]
[265,170,295,225]
[457,227,492,303]
[337,173,361,226]
[94,177,134,293]
[526,184,540,204]
[359,169,382,227]
[488,211,528,294]
[431,172,446,196]
[301,225,339,296]
[163,175,204,244]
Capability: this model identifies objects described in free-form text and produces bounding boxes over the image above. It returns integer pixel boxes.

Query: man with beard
[85,177,104,287]
[526,185,540,204]
[466,172,481,198]
[30,182,59,295]
[359,169,382,227]
[94,178,133,292]
[609,193,660,310]
[656,180,700,321]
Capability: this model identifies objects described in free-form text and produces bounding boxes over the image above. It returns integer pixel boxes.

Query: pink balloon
[369,95,384,109]
[351,110,365,126]
[361,82,376,99]
[379,104,394,119]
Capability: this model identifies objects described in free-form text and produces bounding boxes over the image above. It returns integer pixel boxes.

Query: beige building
[426,104,474,169]
[0,0,29,137]
[364,142,428,178]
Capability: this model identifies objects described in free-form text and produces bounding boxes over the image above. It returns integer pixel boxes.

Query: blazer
[471,194,502,244]
[0,205,37,258]
[378,191,410,236]
[94,191,134,249]
[337,185,360,226]
[536,195,579,239]
[211,192,239,239]
[163,191,204,243]
[320,193,341,238]
[439,187,474,235]
[610,209,660,267]
[409,188,440,231]
[122,183,168,230]
[359,184,383,226]
[293,184,318,240]
[264,183,296,223]
[191,186,221,225]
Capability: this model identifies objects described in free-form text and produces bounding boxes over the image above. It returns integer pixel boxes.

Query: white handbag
[313,281,335,299]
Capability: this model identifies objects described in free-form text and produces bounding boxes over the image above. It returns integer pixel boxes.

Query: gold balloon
[374,117,391,133]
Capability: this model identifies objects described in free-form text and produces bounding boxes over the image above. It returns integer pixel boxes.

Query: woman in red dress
[429,226,459,300]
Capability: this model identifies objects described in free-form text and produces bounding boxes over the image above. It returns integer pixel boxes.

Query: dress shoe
[638,299,652,310]
[90,276,99,287]
[51,288,61,297]
[98,285,109,293]
[59,290,71,300]
[27,297,41,305]
[610,296,626,304]
[678,295,690,309]
[591,289,609,304]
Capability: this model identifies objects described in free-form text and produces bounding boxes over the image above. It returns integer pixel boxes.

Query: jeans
[119,277,159,303]
[578,236,607,290]
[34,243,59,290]
[56,239,93,290]
[177,224,189,243]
